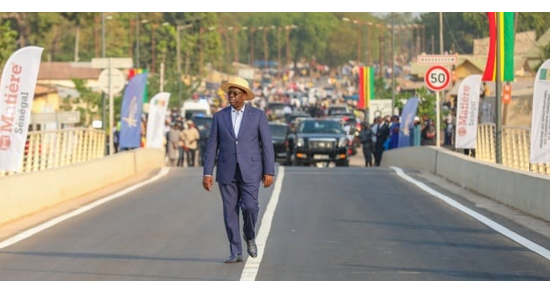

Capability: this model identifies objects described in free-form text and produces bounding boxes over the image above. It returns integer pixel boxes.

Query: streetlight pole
[277,26,282,75]
[250,27,256,67]
[261,26,269,69]
[101,12,107,155]
[176,23,192,107]
[231,26,239,63]
[391,12,395,116]
[135,13,139,69]
[366,22,373,65]
[377,23,384,78]
[285,25,297,68]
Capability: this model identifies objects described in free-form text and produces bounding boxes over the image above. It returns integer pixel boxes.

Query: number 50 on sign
[424,65,450,92]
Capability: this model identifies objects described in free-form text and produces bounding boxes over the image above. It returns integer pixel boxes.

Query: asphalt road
[1,150,550,281]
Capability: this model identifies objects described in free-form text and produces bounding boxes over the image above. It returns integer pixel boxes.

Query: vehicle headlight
[297,138,305,147]
[338,137,349,148]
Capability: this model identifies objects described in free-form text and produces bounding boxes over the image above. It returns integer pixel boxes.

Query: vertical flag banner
[482,12,515,82]
[0,46,44,172]
[358,66,374,109]
[398,97,419,148]
[146,92,171,149]
[120,72,148,149]
[128,68,149,103]
[530,59,550,163]
[455,75,482,149]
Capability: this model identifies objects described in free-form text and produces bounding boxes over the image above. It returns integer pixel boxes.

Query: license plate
[313,154,329,160]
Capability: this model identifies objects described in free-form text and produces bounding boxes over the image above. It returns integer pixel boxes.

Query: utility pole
[176,23,192,108]
[391,12,395,116]
[101,12,107,155]
[135,13,139,69]
[495,14,502,164]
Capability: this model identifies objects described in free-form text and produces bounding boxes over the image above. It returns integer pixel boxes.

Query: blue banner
[398,97,419,148]
[119,72,148,149]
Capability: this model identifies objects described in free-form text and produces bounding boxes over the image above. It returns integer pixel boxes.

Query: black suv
[288,118,350,167]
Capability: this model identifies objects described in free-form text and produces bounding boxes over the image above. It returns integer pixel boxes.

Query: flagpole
[495,13,502,164]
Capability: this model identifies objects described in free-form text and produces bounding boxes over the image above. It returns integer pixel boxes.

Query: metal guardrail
[476,123,550,176]
[0,128,106,176]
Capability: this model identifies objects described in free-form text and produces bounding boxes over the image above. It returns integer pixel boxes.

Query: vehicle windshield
[298,120,344,134]
[269,124,288,137]
[192,116,212,127]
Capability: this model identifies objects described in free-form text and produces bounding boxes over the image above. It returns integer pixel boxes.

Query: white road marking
[240,166,284,281]
[391,166,550,262]
[0,167,171,250]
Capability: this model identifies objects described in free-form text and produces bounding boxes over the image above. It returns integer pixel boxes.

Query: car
[191,114,213,132]
[181,98,211,120]
[265,102,293,122]
[328,113,361,154]
[288,118,350,167]
[326,104,350,116]
[268,122,291,165]
[284,111,311,130]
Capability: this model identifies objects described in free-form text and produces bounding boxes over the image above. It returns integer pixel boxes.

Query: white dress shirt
[231,105,245,137]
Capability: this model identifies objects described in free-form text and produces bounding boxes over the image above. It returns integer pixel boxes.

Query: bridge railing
[3,124,548,177]
[0,128,106,176]
[476,123,550,176]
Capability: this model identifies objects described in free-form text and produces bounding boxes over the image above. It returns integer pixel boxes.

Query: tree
[63,78,102,126]
[0,21,17,67]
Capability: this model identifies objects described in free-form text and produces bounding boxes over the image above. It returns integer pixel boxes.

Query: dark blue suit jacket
[203,105,275,184]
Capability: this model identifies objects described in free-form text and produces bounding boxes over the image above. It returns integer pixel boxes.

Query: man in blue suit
[202,76,275,263]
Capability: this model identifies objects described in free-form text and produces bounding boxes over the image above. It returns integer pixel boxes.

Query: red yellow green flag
[358,66,374,109]
[482,12,515,82]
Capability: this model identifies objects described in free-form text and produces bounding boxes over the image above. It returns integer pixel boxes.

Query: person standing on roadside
[202,76,275,263]
[374,115,390,166]
[359,121,374,167]
[183,120,200,167]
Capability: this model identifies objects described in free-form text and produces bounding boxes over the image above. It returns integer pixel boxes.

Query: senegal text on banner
[455,75,482,149]
[0,46,44,172]
[530,59,550,163]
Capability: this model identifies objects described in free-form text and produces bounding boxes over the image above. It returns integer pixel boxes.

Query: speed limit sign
[424,65,450,91]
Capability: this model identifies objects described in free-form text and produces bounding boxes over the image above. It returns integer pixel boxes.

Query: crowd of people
[358,113,440,167]
[164,108,206,168]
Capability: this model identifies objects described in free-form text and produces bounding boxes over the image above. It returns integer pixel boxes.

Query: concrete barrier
[382,147,550,222]
[0,148,165,227]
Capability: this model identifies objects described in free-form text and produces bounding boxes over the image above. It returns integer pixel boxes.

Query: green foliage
[0,21,17,67]
[69,78,102,126]
[415,87,436,122]
[2,11,550,127]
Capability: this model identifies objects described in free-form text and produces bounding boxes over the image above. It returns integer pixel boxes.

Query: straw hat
[221,77,254,101]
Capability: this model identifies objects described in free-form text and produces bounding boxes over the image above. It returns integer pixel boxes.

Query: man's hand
[262,174,274,188]
[203,176,213,191]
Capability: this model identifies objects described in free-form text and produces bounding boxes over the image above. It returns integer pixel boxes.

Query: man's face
[227,87,246,110]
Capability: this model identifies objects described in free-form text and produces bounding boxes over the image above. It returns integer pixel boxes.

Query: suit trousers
[218,164,260,256]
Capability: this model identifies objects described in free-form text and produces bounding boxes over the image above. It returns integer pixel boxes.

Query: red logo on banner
[0,135,11,150]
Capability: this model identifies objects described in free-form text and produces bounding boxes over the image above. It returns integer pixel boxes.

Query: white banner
[455,74,482,149]
[146,92,170,149]
[0,46,44,172]
[530,59,550,163]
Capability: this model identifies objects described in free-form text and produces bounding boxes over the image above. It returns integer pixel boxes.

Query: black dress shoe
[224,254,243,263]
[246,239,258,258]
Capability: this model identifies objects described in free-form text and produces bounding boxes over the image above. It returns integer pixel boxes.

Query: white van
[181,98,211,120]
